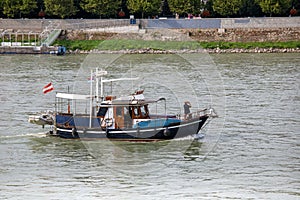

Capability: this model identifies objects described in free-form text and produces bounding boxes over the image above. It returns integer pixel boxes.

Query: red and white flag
[43,82,54,94]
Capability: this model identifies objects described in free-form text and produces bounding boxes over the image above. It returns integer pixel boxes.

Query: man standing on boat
[184,101,192,120]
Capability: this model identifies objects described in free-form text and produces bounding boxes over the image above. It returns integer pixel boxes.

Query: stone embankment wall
[63,27,300,42]
[182,27,300,42]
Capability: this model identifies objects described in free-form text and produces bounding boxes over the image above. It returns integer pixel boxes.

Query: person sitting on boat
[184,101,192,120]
[124,108,132,128]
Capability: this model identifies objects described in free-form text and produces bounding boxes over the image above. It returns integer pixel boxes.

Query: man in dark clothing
[184,101,191,120]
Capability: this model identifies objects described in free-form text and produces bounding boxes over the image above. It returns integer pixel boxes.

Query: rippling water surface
[0,53,299,199]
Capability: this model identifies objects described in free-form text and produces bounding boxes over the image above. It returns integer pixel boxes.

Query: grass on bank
[53,39,300,51]
[53,40,102,51]
[53,39,202,51]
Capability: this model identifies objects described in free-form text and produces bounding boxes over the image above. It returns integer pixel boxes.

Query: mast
[96,68,99,103]
[95,69,108,100]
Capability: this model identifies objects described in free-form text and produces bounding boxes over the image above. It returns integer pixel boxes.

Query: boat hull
[53,115,209,140]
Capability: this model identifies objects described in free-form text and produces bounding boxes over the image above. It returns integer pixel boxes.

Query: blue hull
[53,115,209,140]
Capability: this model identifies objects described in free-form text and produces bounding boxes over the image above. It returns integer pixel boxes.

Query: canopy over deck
[56,92,90,100]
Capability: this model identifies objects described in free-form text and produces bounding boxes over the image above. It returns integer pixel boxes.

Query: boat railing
[149,114,177,119]
[149,109,212,121]
[187,108,217,119]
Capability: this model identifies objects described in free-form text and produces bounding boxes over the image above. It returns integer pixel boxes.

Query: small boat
[56,46,66,56]
[30,69,217,141]
[28,110,54,128]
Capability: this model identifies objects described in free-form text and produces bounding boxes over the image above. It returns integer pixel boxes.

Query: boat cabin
[54,90,168,130]
[96,92,155,130]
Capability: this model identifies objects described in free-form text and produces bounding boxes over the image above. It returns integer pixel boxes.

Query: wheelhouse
[96,96,163,130]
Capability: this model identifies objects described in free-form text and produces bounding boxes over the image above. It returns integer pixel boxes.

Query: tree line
[0,0,299,19]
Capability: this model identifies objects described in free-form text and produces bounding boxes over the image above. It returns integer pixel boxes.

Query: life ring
[101,118,113,128]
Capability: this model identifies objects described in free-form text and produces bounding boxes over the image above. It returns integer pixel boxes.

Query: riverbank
[54,39,300,54]
[1,18,300,54]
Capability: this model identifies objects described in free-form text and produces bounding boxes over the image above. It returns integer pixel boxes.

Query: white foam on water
[0,132,47,139]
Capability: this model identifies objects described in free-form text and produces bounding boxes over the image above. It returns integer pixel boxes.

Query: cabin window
[133,107,139,116]
[116,107,123,116]
[128,105,149,119]
[128,106,139,118]
[140,105,149,118]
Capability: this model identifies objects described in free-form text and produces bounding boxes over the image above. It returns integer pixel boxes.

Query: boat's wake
[0,132,47,139]
[171,133,205,141]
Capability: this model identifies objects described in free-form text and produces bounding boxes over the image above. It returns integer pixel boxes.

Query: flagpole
[89,69,93,128]
[67,85,70,114]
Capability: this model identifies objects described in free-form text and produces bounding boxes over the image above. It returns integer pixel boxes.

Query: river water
[0,53,299,199]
